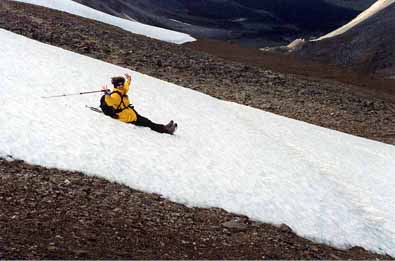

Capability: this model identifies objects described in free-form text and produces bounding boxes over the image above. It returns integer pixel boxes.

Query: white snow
[1,28,395,256]
[169,19,192,26]
[316,0,395,40]
[232,18,248,22]
[11,0,195,44]
[287,38,306,51]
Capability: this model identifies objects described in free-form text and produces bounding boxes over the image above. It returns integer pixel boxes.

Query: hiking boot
[164,121,177,135]
[165,120,174,129]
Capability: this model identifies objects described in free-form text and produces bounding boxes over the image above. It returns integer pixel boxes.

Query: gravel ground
[0,158,392,260]
[1,0,394,145]
[0,1,394,259]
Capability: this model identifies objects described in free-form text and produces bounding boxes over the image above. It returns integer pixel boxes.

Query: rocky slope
[324,0,376,10]
[2,0,394,145]
[0,1,394,259]
[73,0,359,47]
[292,1,395,79]
[1,158,391,260]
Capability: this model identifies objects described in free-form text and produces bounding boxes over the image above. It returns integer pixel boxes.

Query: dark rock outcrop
[293,2,395,79]
[73,0,360,47]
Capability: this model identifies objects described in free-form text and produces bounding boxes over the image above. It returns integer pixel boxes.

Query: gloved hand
[101,85,111,94]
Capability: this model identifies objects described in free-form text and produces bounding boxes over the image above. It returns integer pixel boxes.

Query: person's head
[111,76,125,89]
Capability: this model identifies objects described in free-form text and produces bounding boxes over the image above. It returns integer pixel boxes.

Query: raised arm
[124,73,131,93]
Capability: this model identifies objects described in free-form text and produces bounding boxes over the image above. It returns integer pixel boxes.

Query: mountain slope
[0,158,390,260]
[291,0,395,79]
[316,0,394,40]
[1,1,395,258]
[323,0,376,10]
[1,25,395,256]
[1,0,394,147]
[72,0,360,47]
[12,0,195,44]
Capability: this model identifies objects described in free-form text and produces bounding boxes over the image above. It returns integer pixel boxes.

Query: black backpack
[100,91,125,119]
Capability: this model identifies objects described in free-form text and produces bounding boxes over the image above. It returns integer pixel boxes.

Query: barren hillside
[0,1,394,259]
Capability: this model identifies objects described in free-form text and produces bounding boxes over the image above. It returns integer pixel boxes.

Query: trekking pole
[41,90,107,99]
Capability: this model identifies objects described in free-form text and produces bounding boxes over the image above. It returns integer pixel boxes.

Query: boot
[164,121,177,135]
[165,120,174,129]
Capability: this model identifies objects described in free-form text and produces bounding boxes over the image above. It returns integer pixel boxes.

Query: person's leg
[132,110,170,134]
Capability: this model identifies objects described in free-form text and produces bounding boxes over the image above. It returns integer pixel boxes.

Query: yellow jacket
[104,79,137,123]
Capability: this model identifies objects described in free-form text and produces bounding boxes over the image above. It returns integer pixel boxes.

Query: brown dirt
[185,39,395,101]
[0,1,394,259]
[0,158,392,260]
[1,0,394,145]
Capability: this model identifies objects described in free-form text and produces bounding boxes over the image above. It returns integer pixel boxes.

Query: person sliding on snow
[101,73,177,134]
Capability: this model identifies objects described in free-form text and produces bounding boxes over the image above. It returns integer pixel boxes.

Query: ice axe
[41,90,107,99]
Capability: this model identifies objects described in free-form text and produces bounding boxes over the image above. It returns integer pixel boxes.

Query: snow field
[11,0,195,44]
[0,29,394,255]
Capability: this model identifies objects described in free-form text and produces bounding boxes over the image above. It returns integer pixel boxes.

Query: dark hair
[111,76,125,87]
